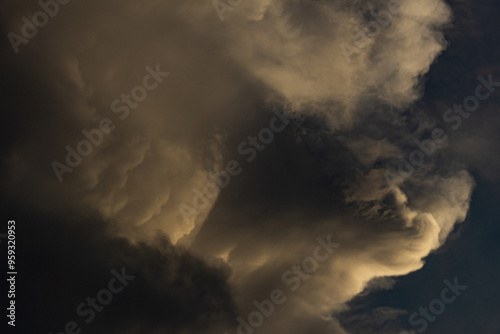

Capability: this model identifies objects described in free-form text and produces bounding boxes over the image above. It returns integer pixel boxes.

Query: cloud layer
[1,0,491,333]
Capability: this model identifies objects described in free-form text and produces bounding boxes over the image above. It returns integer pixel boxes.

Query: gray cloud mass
[1,0,498,333]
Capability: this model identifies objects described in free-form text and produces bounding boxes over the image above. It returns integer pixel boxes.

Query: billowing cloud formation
[6,203,237,334]
[0,0,485,333]
[208,0,451,110]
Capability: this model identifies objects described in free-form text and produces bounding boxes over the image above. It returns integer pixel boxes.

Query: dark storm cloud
[188,106,472,334]
[337,1,500,332]
[0,0,494,334]
[3,199,237,334]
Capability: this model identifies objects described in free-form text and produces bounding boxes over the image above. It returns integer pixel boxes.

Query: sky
[1,0,499,334]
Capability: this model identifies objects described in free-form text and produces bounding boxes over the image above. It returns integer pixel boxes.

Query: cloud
[182,0,452,122]
[0,0,484,333]
[4,200,237,334]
